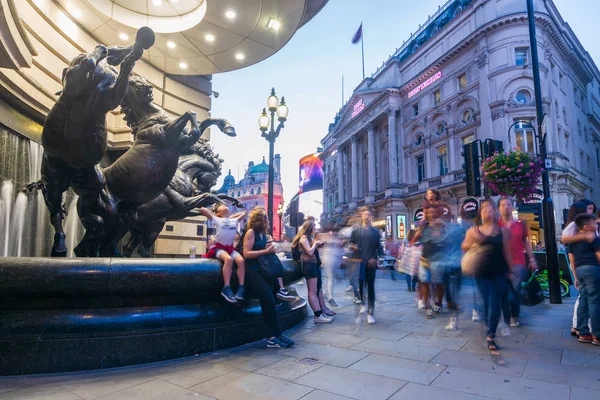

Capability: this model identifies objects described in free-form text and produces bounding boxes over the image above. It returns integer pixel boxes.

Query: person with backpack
[292,219,332,323]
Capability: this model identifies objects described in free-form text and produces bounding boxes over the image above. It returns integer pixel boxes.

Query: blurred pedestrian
[320,231,343,307]
[439,211,465,331]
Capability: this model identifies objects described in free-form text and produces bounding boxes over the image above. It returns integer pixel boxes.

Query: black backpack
[291,244,301,263]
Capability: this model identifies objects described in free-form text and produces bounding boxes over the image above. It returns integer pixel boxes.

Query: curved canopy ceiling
[56,0,328,75]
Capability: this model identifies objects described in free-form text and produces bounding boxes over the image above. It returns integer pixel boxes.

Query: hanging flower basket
[481,150,544,202]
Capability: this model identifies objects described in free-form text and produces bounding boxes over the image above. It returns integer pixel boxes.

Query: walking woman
[242,207,295,348]
[461,199,511,351]
[292,220,332,323]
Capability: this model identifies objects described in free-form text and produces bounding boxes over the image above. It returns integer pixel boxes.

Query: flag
[351,23,362,44]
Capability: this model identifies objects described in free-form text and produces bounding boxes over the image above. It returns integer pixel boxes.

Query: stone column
[476,46,493,139]
[367,123,376,194]
[351,136,359,199]
[388,107,399,187]
[337,145,344,204]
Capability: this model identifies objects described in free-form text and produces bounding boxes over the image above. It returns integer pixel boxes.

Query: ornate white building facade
[320,0,600,253]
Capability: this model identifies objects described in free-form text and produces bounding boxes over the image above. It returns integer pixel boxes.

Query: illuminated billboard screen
[299,153,323,194]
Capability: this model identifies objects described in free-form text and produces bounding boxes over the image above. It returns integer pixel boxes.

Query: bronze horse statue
[74,75,236,257]
[123,140,241,257]
[33,27,155,256]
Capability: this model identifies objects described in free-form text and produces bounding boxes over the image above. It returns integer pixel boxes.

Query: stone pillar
[476,46,493,139]
[388,107,399,187]
[351,136,359,199]
[367,123,376,194]
[337,145,344,205]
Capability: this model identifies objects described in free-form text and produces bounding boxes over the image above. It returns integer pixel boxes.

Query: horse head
[60,45,115,99]
[187,140,224,193]
[121,75,166,135]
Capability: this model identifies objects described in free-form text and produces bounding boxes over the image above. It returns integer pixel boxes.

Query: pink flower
[519,163,524,167]
[517,169,521,173]
[506,168,512,172]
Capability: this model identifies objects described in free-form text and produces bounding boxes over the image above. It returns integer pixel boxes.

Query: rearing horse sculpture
[36,27,155,256]
[74,75,236,257]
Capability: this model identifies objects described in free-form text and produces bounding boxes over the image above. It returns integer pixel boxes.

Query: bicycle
[530,269,570,298]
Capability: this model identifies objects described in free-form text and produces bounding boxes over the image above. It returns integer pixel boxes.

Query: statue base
[0,257,307,375]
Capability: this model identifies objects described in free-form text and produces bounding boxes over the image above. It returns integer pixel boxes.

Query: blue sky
[210,0,599,206]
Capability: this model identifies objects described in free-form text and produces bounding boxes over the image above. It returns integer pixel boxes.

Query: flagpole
[342,75,344,106]
[361,22,365,80]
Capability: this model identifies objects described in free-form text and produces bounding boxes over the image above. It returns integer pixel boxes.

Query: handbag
[258,253,284,280]
[521,277,544,306]
[367,258,378,269]
[397,245,421,276]
[461,244,482,275]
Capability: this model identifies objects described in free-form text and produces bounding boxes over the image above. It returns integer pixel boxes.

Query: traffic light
[483,139,504,158]
[533,203,543,229]
[462,141,481,197]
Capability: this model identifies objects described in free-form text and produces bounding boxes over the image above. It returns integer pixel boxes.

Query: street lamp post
[526,0,561,303]
[258,88,289,237]
[277,202,284,241]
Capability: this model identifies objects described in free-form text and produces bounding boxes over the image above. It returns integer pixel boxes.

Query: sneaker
[578,334,593,343]
[221,286,237,303]
[510,317,521,327]
[360,305,367,314]
[593,336,600,346]
[353,297,362,304]
[329,298,338,307]
[234,285,245,301]
[407,288,413,292]
[266,336,288,348]
[500,326,511,337]
[425,309,434,319]
[278,335,295,347]
[418,300,425,309]
[314,314,333,324]
[446,316,458,331]
[432,303,442,314]
[367,315,376,324]
[472,309,481,322]
[276,288,296,302]
[345,285,354,292]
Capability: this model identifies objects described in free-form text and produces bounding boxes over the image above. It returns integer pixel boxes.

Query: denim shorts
[302,261,320,280]
[419,261,444,283]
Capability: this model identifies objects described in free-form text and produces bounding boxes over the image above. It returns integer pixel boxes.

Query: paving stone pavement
[1,278,599,400]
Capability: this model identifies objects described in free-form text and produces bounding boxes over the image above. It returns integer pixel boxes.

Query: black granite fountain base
[0,258,307,375]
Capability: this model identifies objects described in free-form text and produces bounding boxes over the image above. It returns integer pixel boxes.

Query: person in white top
[200,204,247,303]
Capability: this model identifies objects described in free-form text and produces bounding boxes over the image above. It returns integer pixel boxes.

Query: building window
[574,88,580,107]
[417,155,426,182]
[515,89,532,104]
[461,134,475,145]
[597,148,600,170]
[434,89,441,106]
[578,120,582,136]
[237,191,240,197]
[458,73,467,90]
[515,120,536,153]
[257,186,261,194]
[551,62,556,82]
[582,94,587,113]
[559,72,564,91]
[413,103,419,116]
[580,151,584,172]
[415,134,423,146]
[515,48,528,66]
[564,131,569,154]
[437,146,449,176]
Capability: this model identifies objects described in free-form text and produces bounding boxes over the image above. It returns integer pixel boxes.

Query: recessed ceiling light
[167,41,176,48]
[225,10,236,19]
[267,18,281,31]
[205,34,215,42]
[119,33,129,41]
[152,0,163,6]
[179,62,188,69]
[235,53,245,60]
[72,9,82,19]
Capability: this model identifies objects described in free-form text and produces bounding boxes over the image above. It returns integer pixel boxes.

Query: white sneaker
[360,305,367,314]
[367,315,376,324]
[418,300,425,309]
[500,326,511,337]
[432,303,442,314]
[472,309,480,322]
[510,317,521,327]
[314,314,333,324]
[425,309,434,319]
[446,317,458,331]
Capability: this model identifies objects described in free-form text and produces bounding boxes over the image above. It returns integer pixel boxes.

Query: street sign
[545,158,553,169]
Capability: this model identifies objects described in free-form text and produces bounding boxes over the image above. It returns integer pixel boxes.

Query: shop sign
[396,215,407,240]
[386,215,393,237]
[461,198,479,220]
[408,71,442,99]
[414,208,424,222]
[372,219,386,229]
[524,189,543,204]
[351,98,365,118]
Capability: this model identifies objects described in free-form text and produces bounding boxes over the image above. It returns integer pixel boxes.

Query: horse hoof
[51,248,67,257]
[52,233,67,256]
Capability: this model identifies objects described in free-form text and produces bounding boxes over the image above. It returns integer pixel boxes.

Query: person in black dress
[461,199,511,351]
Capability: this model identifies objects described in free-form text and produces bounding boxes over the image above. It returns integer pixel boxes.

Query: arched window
[515,89,532,104]
[514,120,536,153]
[436,123,446,136]
[415,134,423,146]
[453,6,463,18]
